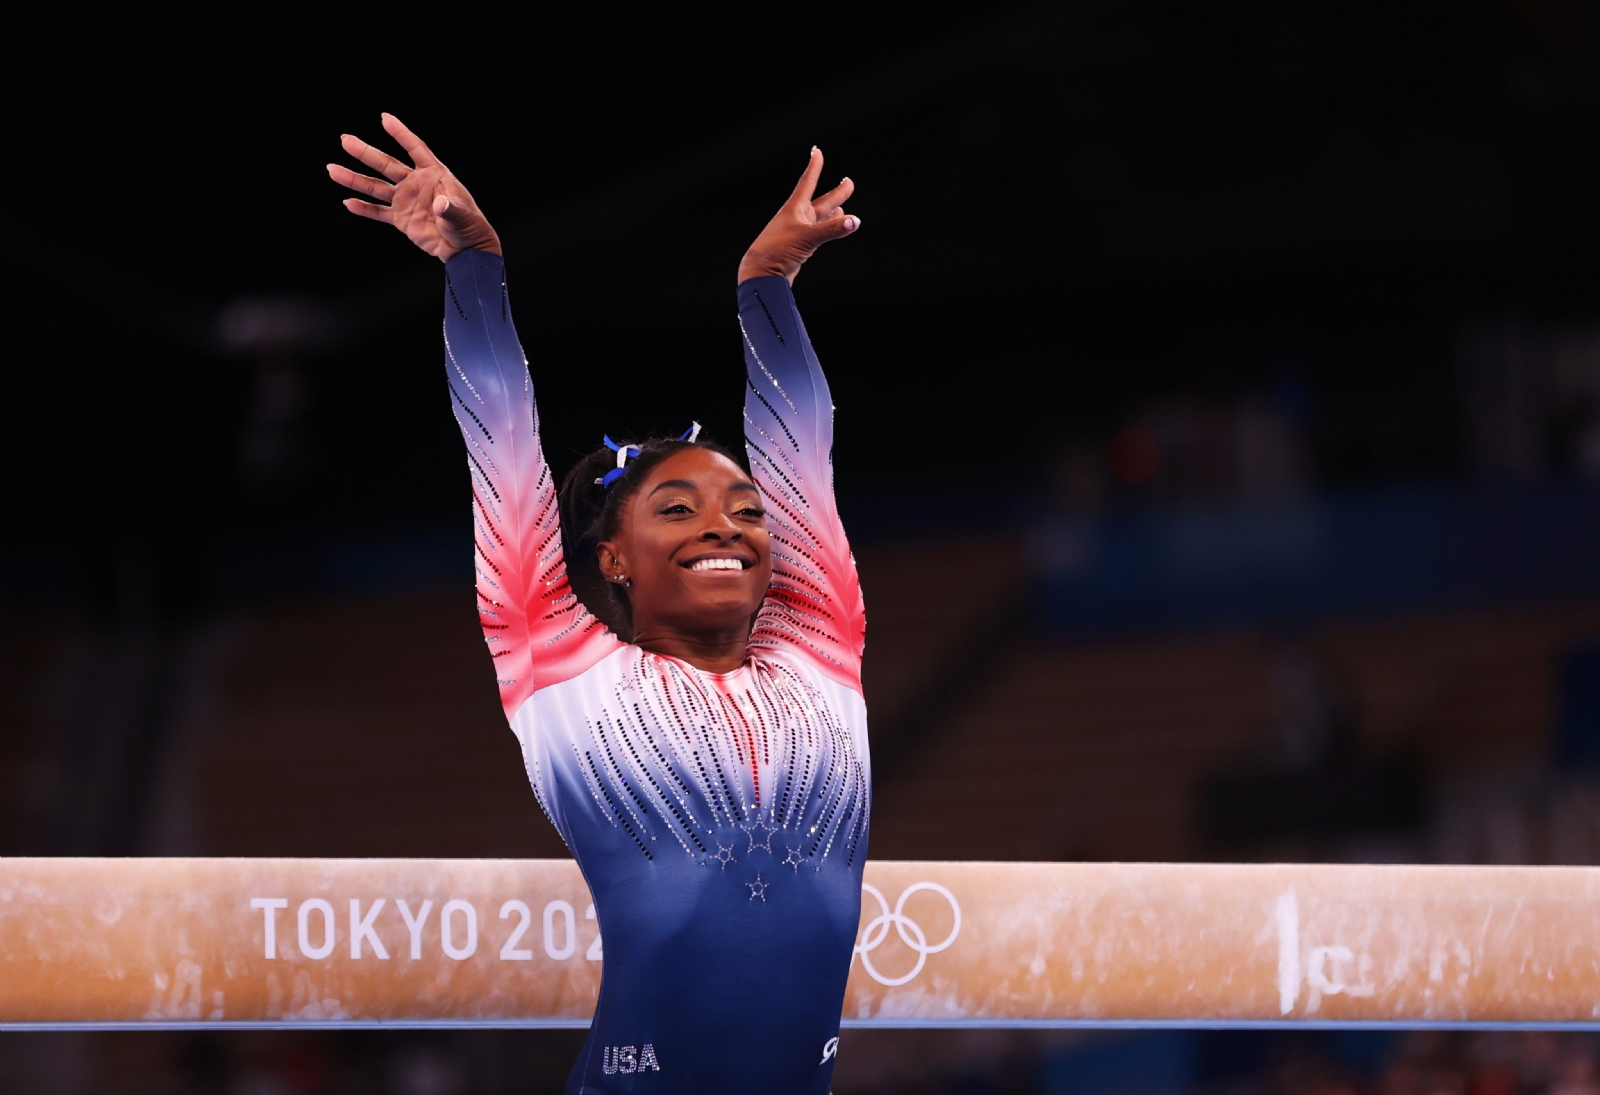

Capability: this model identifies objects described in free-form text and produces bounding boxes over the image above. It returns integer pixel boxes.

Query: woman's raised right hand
[328,114,501,261]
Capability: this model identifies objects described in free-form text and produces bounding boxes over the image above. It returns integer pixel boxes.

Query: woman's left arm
[739,151,867,690]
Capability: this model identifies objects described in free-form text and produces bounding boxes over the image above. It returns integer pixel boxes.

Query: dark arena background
[7,2,1600,1091]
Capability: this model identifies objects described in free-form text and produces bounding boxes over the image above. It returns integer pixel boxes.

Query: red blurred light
[1108,427,1159,483]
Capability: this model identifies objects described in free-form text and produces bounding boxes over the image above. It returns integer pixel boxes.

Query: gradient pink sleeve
[444,250,620,716]
[738,276,867,692]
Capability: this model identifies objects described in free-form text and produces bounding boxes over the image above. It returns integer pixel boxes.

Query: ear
[596,541,628,584]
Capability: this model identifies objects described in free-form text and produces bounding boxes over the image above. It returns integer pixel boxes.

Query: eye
[734,504,765,518]
[658,501,693,516]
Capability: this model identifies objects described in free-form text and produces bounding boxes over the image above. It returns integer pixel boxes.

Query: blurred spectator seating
[871,601,1600,863]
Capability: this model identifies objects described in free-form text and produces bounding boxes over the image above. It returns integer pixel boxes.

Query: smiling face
[596,447,773,645]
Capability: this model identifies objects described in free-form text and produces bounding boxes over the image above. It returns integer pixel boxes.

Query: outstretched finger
[787,146,825,207]
[341,133,412,183]
[382,113,440,168]
[809,211,861,244]
[813,176,855,218]
[327,163,395,203]
[342,197,394,224]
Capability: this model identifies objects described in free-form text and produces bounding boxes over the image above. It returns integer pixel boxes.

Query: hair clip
[679,421,702,443]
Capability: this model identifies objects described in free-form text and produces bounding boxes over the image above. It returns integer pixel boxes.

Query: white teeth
[689,558,744,572]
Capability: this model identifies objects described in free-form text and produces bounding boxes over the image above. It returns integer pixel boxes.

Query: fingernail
[845,215,860,232]
[811,145,819,155]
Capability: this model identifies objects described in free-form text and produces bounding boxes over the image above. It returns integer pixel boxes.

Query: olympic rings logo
[853,882,962,987]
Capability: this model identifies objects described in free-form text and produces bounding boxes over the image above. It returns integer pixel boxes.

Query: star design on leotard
[746,873,769,901]
[743,819,775,854]
[713,842,736,868]
[782,845,806,871]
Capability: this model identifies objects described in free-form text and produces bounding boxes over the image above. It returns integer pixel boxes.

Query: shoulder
[529,643,639,709]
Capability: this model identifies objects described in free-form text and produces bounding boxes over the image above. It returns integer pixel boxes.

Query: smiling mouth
[685,558,751,572]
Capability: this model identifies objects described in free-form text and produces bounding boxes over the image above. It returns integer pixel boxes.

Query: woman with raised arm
[329,114,868,1094]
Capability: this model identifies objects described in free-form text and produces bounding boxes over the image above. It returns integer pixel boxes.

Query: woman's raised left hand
[328,114,501,261]
[737,148,859,285]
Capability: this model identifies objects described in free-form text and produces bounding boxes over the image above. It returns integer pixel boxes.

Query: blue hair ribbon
[597,435,641,489]
[594,423,702,489]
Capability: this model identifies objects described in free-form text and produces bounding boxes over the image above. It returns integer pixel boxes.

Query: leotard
[442,250,870,1094]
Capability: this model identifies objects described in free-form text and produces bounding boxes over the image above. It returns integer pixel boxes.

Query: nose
[698,513,743,540]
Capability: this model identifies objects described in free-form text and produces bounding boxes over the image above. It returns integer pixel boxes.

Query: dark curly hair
[557,433,746,640]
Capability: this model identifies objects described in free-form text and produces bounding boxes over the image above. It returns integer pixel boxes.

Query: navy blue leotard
[442,250,870,1094]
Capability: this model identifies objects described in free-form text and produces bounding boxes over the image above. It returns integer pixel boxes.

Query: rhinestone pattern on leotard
[566,650,869,871]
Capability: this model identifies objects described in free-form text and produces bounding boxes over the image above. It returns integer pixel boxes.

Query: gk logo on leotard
[853,882,962,987]
[820,1037,838,1065]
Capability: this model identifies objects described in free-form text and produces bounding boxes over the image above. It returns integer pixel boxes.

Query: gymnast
[330,114,869,1094]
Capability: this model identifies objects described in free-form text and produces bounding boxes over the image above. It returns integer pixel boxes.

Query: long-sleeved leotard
[443,250,869,1095]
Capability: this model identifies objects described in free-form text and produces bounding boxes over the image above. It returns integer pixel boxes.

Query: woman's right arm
[330,116,619,720]
[442,248,619,716]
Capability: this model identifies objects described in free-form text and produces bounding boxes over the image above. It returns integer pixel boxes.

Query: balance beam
[3,858,1598,1030]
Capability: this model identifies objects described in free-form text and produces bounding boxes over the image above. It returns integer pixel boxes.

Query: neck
[631,621,750,674]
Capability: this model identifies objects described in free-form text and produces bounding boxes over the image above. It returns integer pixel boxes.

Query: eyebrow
[648,478,760,496]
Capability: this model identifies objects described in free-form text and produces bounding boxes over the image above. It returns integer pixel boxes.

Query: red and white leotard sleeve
[442,249,621,721]
[738,275,867,693]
